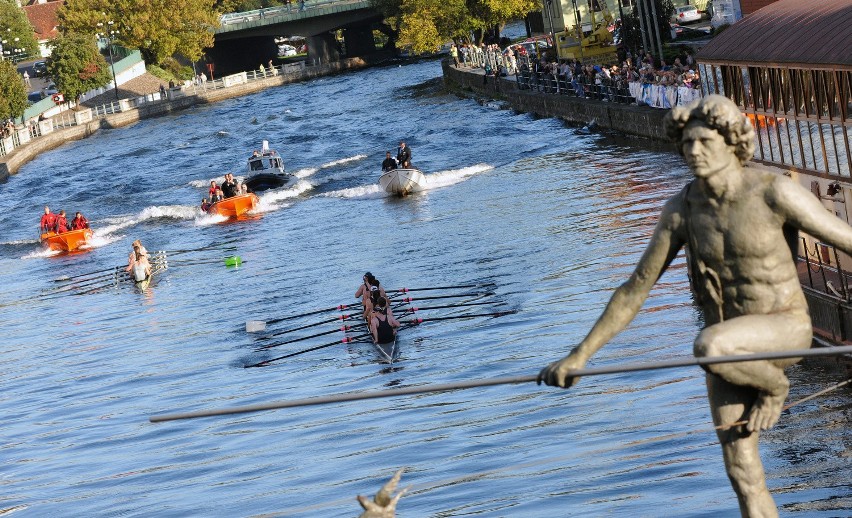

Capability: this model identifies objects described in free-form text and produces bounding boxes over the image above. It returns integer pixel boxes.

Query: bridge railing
[219,0,357,25]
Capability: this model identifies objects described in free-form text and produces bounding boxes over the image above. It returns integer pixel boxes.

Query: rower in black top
[371,296,400,344]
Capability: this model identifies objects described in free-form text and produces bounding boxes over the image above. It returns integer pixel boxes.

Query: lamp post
[96,20,120,100]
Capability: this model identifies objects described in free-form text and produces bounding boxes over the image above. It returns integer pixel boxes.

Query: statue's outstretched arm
[539,197,686,388]
[773,177,852,256]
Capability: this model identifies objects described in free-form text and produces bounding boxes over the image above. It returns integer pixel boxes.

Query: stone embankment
[0,56,386,180]
[441,61,670,142]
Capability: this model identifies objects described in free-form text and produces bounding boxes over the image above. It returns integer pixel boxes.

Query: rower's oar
[263,313,363,338]
[390,291,495,304]
[246,332,374,367]
[153,345,852,421]
[50,272,122,292]
[403,311,514,325]
[390,283,495,293]
[54,265,121,282]
[259,304,363,327]
[256,323,368,351]
[399,301,504,313]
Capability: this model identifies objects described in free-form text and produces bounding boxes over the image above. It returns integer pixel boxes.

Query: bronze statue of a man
[539,95,852,517]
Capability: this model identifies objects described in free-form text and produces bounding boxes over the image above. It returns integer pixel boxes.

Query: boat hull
[373,338,398,364]
[379,168,425,196]
[40,229,93,252]
[207,193,259,218]
[244,172,293,192]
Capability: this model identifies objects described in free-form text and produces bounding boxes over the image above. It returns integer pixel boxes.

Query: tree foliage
[47,33,112,102]
[0,0,40,58]
[373,0,537,53]
[617,0,675,56]
[58,0,221,64]
[0,58,27,120]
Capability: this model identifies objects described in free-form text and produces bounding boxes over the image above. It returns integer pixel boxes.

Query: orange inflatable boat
[40,228,93,252]
[206,193,259,218]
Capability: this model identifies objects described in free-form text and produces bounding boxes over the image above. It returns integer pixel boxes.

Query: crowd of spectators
[2,119,17,139]
[450,41,704,108]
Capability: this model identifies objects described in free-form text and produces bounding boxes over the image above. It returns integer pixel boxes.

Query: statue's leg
[693,312,811,431]
[706,374,778,518]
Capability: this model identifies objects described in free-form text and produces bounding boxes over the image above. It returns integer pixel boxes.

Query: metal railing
[0,62,310,158]
[800,237,852,301]
[219,0,360,25]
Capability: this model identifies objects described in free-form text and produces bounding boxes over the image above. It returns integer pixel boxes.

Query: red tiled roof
[23,0,64,42]
[697,0,852,68]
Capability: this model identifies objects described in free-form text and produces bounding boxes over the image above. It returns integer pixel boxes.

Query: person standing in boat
[39,206,57,233]
[54,210,69,233]
[382,151,398,172]
[70,212,89,230]
[221,173,238,198]
[370,296,400,345]
[396,141,411,169]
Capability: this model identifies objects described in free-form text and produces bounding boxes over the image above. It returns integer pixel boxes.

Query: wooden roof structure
[697,0,852,68]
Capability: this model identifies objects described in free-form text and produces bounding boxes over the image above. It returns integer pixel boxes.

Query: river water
[1,60,849,516]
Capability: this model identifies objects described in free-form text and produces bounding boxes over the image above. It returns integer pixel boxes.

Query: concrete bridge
[208,0,387,75]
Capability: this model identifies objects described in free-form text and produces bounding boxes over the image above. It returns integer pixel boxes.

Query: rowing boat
[379,168,426,196]
[207,193,259,218]
[372,336,399,364]
[40,228,93,252]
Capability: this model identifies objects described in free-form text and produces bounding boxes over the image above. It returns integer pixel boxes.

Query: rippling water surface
[1,60,849,516]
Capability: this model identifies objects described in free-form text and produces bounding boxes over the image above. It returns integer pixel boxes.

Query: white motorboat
[244,140,294,192]
[379,168,426,196]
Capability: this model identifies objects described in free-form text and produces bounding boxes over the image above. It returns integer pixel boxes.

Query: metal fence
[1,62,309,158]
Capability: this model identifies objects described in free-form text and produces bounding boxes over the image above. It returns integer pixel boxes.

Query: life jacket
[71,217,88,230]
[40,213,56,231]
[373,308,395,344]
[55,216,68,233]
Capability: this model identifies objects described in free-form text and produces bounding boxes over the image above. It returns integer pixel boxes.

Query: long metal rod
[150,345,852,422]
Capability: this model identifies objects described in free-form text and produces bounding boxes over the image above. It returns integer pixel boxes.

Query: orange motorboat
[40,228,93,252]
[206,193,259,218]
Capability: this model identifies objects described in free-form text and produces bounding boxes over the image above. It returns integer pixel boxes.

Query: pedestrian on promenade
[23,70,30,87]
[450,44,459,67]
[159,84,167,100]
[259,63,266,77]
[299,0,305,11]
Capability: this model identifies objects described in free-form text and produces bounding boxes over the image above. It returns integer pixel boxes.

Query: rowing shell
[372,337,398,364]
[379,168,425,196]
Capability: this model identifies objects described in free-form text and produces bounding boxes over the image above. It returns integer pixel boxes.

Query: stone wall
[0,57,376,181]
[441,61,670,142]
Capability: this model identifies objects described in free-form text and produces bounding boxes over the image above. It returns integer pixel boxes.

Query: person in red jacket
[40,206,57,233]
[54,210,69,233]
[70,211,89,230]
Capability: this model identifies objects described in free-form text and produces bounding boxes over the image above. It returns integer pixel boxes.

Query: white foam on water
[254,180,313,212]
[194,212,229,226]
[320,184,384,199]
[21,247,60,259]
[1,239,40,246]
[83,232,124,249]
[293,167,318,179]
[422,163,493,190]
[320,154,367,168]
[97,205,199,235]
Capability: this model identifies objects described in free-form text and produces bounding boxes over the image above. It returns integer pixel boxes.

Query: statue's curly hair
[664,94,755,165]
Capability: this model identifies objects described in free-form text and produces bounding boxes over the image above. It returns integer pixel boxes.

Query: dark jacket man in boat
[396,141,411,169]
[382,152,398,172]
[538,95,852,516]
[40,206,57,233]
[54,210,69,233]
[221,173,238,198]
[370,296,400,344]
[70,212,89,230]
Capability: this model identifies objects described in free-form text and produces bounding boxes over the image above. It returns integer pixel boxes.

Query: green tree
[58,0,221,64]
[0,0,40,59]
[47,33,112,102]
[374,0,537,54]
[0,58,27,120]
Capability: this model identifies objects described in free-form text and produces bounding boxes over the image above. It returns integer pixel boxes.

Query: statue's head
[665,94,755,166]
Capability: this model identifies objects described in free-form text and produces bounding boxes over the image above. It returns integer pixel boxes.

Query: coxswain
[70,211,89,230]
[54,210,69,233]
[40,206,57,233]
[396,141,411,169]
[370,296,400,344]
[381,151,398,172]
